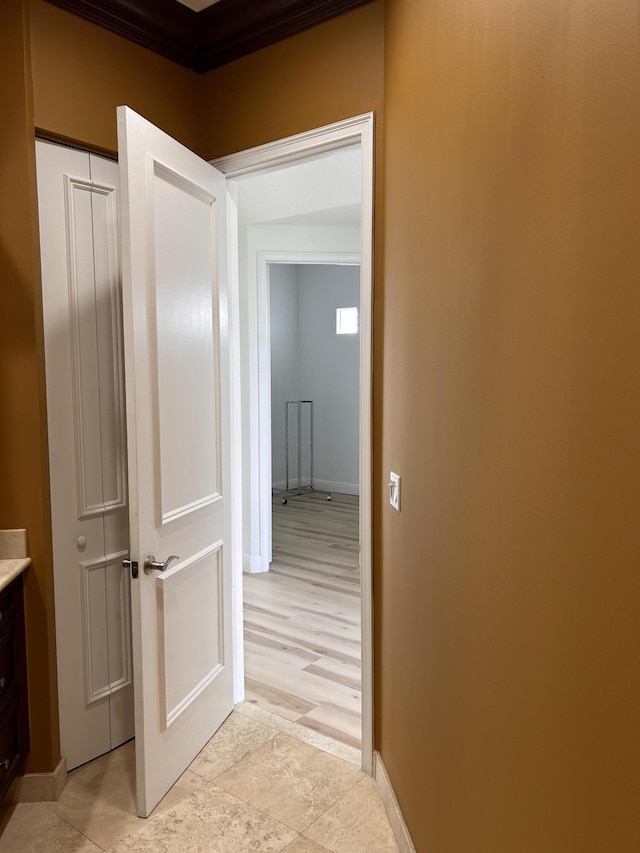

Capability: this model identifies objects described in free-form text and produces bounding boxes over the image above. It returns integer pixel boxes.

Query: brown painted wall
[10,3,635,845]
[0,0,60,773]
[29,0,203,156]
[380,0,640,849]
[199,1,384,159]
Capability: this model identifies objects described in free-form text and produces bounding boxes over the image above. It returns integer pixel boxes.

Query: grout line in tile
[42,800,105,850]
[297,772,365,838]
[212,736,365,837]
[209,783,303,839]
[235,702,361,766]
[104,786,209,851]
[187,720,281,783]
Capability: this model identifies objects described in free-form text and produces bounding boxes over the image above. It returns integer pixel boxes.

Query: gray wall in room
[270,264,300,486]
[270,263,360,494]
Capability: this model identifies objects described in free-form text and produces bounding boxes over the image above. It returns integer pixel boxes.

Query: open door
[117,106,234,817]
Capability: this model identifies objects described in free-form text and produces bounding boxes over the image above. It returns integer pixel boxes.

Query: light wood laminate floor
[243,492,361,750]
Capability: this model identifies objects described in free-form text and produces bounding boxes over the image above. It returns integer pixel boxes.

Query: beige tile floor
[0,709,398,852]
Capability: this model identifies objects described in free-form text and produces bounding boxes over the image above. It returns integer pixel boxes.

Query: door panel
[117,106,233,817]
[158,543,223,728]
[153,167,221,523]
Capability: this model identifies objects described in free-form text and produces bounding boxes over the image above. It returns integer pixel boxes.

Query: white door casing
[40,115,370,794]
[117,107,234,817]
[259,251,361,571]
[37,140,134,772]
[213,113,375,774]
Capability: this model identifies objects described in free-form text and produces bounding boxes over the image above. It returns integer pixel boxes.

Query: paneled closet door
[37,141,133,770]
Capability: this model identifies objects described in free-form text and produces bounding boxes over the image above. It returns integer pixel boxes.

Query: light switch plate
[389,472,401,511]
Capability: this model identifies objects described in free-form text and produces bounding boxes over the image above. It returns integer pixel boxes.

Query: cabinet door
[37,140,133,770]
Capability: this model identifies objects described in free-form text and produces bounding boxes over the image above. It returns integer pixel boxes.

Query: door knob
[144,554,180,574]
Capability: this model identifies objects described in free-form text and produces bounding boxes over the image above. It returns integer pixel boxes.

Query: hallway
[0,707,397,851]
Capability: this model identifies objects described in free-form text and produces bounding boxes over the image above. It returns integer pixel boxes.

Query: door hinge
[122,558,138,579]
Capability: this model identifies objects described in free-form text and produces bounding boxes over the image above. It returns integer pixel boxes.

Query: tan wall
[11,3,635,843]
[29,0,202,155]
[380,0,640,849]
[0,0,60,772]
[199,1,384,159]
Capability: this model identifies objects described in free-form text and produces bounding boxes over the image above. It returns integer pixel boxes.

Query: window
[336,306,359,335]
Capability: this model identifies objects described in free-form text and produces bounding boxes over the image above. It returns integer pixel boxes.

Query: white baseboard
[17,756,67,802]
[314,479,359,496]
[243,554,269,574]
[272,479,306,491]
[374,752,416,853]
[272,479,360,496]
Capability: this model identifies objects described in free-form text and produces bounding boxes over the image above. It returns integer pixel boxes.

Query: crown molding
[45,0,375,73]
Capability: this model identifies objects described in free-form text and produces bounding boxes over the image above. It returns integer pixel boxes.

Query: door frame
[212,112,375,774]
[257,250,362,570]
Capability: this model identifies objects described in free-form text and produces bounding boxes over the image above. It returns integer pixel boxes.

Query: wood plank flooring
[243,491,361,749]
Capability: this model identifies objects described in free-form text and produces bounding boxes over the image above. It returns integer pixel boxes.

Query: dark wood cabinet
[0,574,29,802]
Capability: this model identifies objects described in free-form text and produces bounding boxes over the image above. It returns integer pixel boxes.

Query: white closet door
[87,151,133,753]
[37,140,133,770]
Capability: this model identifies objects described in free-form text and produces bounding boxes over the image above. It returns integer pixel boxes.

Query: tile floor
[0,707,398,852]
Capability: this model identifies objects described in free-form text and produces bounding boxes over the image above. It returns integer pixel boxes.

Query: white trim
[258,249,360,567]
[213,114,371,179]
[79,550,132,707]
[225,179,245,706]
[374,752,417,853]
[64,175,127,519]
[273,479,360,496]
[307,479,360,496]
[164,663,224,729]
[160,491,222,525]
[212,112,375,775]
[260,251,360,265]
[243,554,268,573]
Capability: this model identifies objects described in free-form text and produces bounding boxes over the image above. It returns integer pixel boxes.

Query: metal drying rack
[279,400,331,504]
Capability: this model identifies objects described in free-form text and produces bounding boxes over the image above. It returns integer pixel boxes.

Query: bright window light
[336,306,359,335]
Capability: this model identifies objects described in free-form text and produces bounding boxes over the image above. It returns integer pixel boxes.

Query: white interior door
[117,106,234,817]
[37,140,133,771]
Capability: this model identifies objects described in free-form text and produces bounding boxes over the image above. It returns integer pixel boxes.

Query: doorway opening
[36,114,374,818]
[214,113,374,772]
[244,260,362,750]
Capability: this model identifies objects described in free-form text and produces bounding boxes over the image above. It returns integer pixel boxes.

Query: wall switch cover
[389,471,401,511]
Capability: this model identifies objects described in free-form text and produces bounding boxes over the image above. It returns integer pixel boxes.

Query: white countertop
[0,558,30,593]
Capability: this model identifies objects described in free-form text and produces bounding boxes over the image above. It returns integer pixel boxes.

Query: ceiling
[266,204,361,228]
[45,0,374,73]
[237,147,362,228]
